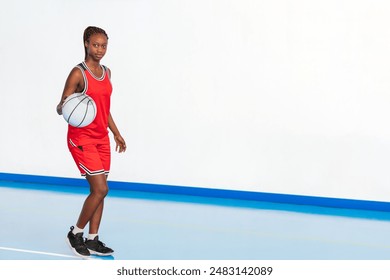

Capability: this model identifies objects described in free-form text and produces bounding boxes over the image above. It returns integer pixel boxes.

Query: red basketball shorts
[68,138,111,177]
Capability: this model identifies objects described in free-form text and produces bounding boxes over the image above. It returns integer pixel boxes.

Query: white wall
[1,0,390,202]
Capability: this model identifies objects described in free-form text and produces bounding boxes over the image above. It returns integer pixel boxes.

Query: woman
[57,26,126,257]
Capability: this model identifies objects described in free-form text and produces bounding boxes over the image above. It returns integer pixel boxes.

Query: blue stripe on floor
[1,172,390,221]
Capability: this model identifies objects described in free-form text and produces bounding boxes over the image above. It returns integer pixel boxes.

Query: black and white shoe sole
[87,249,114,256]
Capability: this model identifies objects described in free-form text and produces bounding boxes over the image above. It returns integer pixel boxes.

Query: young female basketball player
[56,26,126,257]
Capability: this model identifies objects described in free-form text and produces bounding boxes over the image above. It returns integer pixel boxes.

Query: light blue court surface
[1,180,390,260]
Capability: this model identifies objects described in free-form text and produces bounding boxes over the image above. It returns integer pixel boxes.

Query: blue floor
[1,180,390,260]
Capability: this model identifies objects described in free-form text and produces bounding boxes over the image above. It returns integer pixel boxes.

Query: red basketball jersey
[67,62,112,145]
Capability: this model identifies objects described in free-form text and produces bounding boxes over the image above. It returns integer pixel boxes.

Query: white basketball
[62,93,97,127]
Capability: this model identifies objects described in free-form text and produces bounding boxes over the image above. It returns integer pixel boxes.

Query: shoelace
[96,240,107,249]
[86,238,106,248]
[74,234,87,247]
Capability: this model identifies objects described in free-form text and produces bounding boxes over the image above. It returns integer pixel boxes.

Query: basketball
[62,93,97,127]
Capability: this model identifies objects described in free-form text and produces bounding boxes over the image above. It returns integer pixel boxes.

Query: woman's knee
[94,185,108,198]
[87,174,109,198]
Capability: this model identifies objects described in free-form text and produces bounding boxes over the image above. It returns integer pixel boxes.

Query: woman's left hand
[114,134,126,153]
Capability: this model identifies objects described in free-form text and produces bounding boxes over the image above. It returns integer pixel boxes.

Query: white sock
[88,233,98,240]
[72,225,84,235]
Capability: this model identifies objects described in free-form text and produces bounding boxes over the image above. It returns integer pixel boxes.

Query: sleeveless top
[67,62,112,146]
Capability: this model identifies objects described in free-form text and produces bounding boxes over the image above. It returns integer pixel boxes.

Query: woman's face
[85,33,108,61]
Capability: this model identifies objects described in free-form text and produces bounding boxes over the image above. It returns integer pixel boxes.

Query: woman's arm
[108,113,126,153]
[57,67,84,115]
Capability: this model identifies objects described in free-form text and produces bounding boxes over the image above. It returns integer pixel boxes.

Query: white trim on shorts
[79,163,107,177]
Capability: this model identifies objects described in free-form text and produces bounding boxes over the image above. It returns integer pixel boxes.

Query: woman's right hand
[56,102,63,115]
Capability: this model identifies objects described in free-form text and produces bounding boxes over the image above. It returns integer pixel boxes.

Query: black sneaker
[85,236,114,256]
[66,226,90,258]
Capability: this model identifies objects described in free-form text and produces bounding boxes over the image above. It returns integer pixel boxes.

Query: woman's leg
[88,175,109,234]
[80,174,114,256]
[76,173,108,230]
[89,200,104,234]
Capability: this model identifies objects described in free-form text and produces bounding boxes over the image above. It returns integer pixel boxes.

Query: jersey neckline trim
[82,61,106,81]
